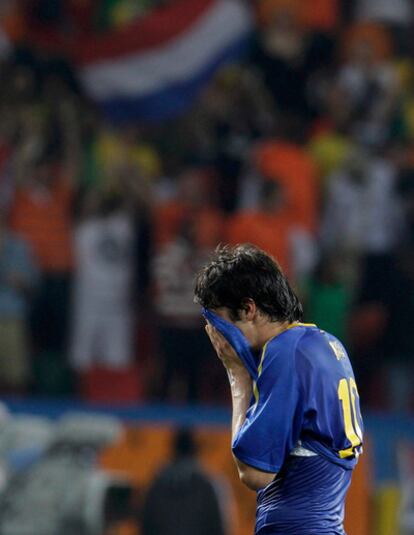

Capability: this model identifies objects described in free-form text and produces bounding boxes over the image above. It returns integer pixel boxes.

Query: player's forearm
[226,366,276,491]
[225,365,252,441]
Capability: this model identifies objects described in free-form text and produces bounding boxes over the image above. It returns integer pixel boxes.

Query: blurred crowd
[1,0,414,412]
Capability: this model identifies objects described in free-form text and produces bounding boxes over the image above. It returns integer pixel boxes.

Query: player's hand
[206,323,252,404]
[205,322,247,374]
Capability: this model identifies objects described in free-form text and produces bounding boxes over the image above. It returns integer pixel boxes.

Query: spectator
[308,126,355,186]
[0,2,25,53]
[0,208,38,392]
[10,150,75,378]
[354,0,412,29]
[92,124,162,193]
[333,22,400,147]
[253,0,334,126]
[152,169,224,402]
[244,139,319,234]
[197,67,276,213]
[352,245,414,411]
[227,180,316,282]
[142,428,228,535]
[303,255,351,343]
[9,96,80,393]
[70,190,135,373]
[321,148,402,258]
[300,0,340,32]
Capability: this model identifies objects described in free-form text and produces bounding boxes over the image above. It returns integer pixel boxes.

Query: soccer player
[194,244,363,535]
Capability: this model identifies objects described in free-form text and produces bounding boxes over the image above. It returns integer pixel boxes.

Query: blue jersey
[203,311,363,535]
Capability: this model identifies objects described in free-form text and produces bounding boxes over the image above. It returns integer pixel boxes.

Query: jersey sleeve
[232,341,303,473]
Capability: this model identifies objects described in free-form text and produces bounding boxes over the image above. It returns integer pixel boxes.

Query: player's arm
[205,324,276,491]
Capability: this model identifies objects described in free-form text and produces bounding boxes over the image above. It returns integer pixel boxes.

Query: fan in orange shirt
[226,180,294,278]
[10,158,74,273]
[154,168,223,250]
[9,148,76,387]
[253,140,319,234]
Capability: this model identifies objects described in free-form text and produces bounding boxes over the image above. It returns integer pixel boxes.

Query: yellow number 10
[338,378,363,459]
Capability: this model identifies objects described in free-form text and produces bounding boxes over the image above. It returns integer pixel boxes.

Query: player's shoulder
[262,324,351,380]
[267,323,343,360]
[264,323,321,365]
[270,323,322,346]
[265,323,347,359]
[293,324,346,355]
[292,325,352,376]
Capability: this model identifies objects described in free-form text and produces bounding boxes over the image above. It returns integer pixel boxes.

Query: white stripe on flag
[80,0,252,100]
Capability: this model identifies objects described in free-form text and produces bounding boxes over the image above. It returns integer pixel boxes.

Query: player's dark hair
[194,244,303,322]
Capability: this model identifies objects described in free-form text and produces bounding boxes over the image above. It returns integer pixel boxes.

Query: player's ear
[240,298,256,321]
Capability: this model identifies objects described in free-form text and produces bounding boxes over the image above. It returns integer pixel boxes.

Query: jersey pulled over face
[205,312,363,535]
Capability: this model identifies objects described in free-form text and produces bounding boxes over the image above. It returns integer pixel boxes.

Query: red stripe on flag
[27,0,215,64]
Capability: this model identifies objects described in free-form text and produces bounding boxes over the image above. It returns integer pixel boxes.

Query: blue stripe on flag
[99,34,251,123]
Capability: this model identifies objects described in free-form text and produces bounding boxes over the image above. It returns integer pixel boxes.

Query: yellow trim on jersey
[253,341,269,404]
[253,383,259,404]
[338,446,355,459]
[286,322,317,330]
